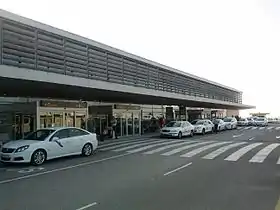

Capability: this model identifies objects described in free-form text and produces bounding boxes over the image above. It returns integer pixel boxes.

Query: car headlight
[15,145,30,153]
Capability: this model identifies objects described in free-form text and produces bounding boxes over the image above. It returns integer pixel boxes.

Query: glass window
[69,128,89,137]
[23,129,55,141]
[165,121,182,127]
[52,129,69,140]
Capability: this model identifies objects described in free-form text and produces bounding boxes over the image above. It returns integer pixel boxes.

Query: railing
[0,17,242,104]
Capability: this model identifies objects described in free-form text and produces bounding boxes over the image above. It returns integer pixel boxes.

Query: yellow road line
[275,197,280,210]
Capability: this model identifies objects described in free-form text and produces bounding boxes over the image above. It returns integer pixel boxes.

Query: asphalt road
[1,124,280,210]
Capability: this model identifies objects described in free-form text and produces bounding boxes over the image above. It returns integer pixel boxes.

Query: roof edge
[0,9,241,93]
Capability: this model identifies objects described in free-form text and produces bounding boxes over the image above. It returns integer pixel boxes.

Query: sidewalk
[98,133,159,146]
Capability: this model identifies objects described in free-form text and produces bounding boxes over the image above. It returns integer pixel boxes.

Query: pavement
[1,124,280,210]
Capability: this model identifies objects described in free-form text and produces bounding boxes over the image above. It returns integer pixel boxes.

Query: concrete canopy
[0,65,255,110]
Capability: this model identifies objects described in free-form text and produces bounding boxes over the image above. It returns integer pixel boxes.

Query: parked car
[255,117,268,126]
[212,119,226,131]
[160,121,194,139]
[223,117,238,129]
[238,118,249,126]
[193,120,214,135]
[0,127,98,165]
[247,118,256,126]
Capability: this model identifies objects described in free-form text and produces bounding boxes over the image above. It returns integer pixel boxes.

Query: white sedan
[160,121,194,139]
[0,127,98,165]
[193,120,214,135]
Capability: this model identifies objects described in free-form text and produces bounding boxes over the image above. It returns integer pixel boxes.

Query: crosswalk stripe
[267,127,274,130]
[101,139,163,151]
[126,140,180,153]
[249,143,280,163]
[180,142,231,158]
[161,141,216,156]
[143,141,198,154]
[113,139,169,152]
[237,127,242,130]
[276,127,280,130]
[224,143,263,162]
[251,127,257,130]
[203,142,247,160]
[259,127,265,130]
[98,138,150,149]
[244,127,251,130]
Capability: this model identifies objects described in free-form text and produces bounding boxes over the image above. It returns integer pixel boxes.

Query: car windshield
[223,118,232,122]
[257,118,265,121]
[23,129,55,141]
[196,120,205,125]
[165,122,182,127]
[240,119,245,121]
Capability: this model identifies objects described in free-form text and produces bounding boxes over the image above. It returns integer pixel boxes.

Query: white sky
[1,0,280,117]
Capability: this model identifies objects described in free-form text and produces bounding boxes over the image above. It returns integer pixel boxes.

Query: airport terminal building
[0,9,254,141]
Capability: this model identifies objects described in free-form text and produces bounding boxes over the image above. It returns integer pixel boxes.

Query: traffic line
[224,143,263,162]
[276,127,280,130]
[249,143,280,163]
[76,202,98,210]
[203,142,247,160]
[164,162,192,176]
[248,137,255,141]
[180,142,231,158]
[0,153,131,185]
[126,140,180,153]
[233,134,243,138]
[113,139,168,152]
[143,141,197,154]
[259,127,265,130]
[98,138,149,149]
[251,127,257,130]
[276,136,280,139]
[267,127,274,130]
[161,141,216,156]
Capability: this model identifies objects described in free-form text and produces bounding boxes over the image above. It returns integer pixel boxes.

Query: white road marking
[244,127,251,130]
[249,143,280,163]
[161,141,216,156]
[126,140,180,153]
[267,127,274,130]
[203,142,247,160]
[248,137,255,141]
[276,136,280,139]
[163,162,192,176]
[276,127,280,130]
[98,138,149,149]
[143,141,197,154]
[0,153,131,185]
[224,143,263,162]
[237,127,242,130]
[103,139,164,151]
[276,157,280,164]
[113,140,168,152]
[251,127,257,130]
[76,202,98,210]
[180,142,231,158]
[259,127,265,130]
[233,134,243,138]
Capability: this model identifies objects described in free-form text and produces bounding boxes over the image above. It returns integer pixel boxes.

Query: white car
[160,121,194,139]
[238,118,249,126]
[0,127,98,165]
[193,120,214,135]
[255,117,268,126]
[212,119,226,131]
[223,117,238,129]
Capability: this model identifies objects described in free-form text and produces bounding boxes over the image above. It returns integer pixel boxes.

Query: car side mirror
[52,137,59,142]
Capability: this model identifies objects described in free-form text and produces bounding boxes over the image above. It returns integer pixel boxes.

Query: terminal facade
[0,10,254,141]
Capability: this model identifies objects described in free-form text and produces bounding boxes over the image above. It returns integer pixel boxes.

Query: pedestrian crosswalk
[237,126,280,131]
[99,139,280,164]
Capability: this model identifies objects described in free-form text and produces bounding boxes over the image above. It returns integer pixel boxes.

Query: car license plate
[1,154,10,159]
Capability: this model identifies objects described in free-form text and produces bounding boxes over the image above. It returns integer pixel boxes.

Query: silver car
[160,121,194,139]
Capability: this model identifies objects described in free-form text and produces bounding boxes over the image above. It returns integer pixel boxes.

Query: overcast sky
[1,0,280,116]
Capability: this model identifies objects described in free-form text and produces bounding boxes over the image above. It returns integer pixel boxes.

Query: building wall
[226,109,239,117]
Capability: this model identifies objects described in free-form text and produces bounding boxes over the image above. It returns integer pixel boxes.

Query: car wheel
[82,143,93,156]
[178,132,182,139]
[202,128,205,135]
[190,130,194,137]
[31,149,46,166]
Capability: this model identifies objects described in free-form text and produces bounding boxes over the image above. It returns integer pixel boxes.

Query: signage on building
[40,100,87,108]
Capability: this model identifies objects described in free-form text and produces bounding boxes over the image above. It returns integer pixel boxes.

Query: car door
[206,121,213,132]
[68,128,90,153]
[46,129,71,159]
[181,122,189,136]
